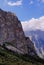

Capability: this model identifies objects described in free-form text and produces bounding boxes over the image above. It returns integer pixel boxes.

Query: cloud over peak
[21,16,44,32]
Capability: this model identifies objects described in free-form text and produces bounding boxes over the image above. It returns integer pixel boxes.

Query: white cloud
[29,0,34,5]
[21,16,44,32]
[6,0,22,6]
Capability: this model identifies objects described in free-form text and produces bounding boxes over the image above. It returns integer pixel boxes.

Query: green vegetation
[0,45,44,65]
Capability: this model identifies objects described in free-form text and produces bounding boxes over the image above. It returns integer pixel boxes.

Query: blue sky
[0,0,44,21]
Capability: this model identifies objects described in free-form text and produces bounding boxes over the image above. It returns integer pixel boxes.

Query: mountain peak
[0,9,36,56]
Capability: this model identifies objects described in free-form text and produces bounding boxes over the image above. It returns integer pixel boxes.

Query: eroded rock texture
[0,9,28,53]
[0,9,35,54]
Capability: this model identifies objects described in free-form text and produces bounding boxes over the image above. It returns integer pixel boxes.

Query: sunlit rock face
[0,9,28,53]
[0,9,36,55]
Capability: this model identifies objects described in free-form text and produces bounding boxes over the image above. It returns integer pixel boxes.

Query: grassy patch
[0,45,44,65]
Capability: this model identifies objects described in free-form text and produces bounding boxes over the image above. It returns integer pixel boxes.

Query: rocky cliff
[0,9,35,55]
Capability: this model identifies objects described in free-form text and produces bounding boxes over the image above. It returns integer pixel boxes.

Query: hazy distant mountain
[25,30,44,59]
[22,17,44,59]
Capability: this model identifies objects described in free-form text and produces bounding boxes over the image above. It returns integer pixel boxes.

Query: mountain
[0,9,28,54]
[0,9,36,56]
[0,9,44,65]
[0,45,44,65]
[25,30,44,59]
[21,17,44,59]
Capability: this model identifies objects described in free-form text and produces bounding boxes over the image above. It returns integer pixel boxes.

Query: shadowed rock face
[25,37,36,56]
[0,9,35,55]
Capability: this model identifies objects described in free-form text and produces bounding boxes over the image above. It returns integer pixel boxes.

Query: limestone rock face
[0,9,35,55]
[0,9,28,53]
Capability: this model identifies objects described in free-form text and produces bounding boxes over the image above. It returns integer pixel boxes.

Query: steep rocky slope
[0,45,44,65]
[0,9,36,56]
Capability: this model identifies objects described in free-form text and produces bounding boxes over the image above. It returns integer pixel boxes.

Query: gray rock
[0,9,36,55]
